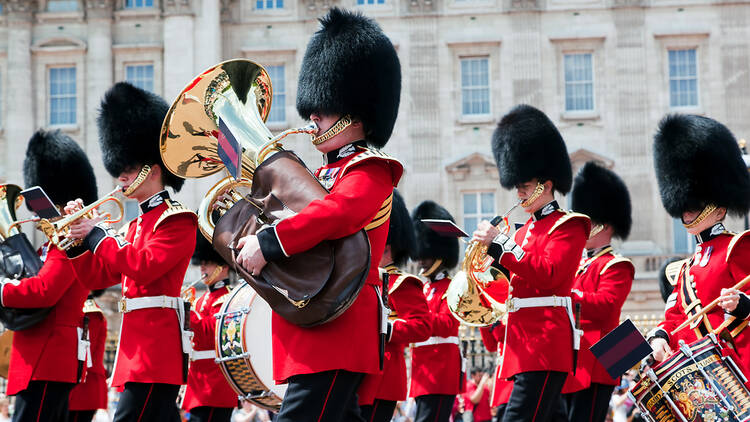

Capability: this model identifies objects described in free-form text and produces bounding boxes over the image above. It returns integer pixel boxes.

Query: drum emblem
[675,376,723,421]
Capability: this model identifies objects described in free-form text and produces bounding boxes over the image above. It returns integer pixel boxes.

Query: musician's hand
[236,235,267,277]
[472,220,501,247]
[719,288,741,313]
[67,209,104,240]
[64,199,84,216]
[650,337,672,362]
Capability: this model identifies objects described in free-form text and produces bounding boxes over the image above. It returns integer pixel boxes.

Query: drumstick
[671,273,750,335]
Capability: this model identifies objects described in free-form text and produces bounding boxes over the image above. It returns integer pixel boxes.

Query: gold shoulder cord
[122,165,152,197]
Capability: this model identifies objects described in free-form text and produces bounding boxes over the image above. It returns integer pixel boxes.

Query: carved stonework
[504,0,540,11]
[302,0,338,16]
[4,0,38,19]
[163,0,193,15]
[407,0,436,14]
[220,0,236,22]
[85,0,114,18]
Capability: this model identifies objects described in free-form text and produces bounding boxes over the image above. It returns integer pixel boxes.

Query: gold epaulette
[82,298,103,314]
[726,230,750,263]
[664,259,688,286]
[365,193,393,231]
[153,198,198,232]
[340,147,404,186]
[547,212,590,235]
[600,255,635,276]
[388,271,422,295]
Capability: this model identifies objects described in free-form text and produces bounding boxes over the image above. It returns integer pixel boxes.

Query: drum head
[243,290,287,400]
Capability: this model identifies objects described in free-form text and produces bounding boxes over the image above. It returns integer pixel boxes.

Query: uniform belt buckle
[507,297,515,312]
[118,299,127,313]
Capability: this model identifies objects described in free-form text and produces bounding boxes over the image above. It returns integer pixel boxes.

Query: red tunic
[494,208,590,379]
[70,192,197,388]
[562,249,634,394]
[259,146,403,382]
[182,284,237,410]
[479,324,512,407]
[69,302,108,411]
[654,226,750,375]
[358,268,432,404]
[2,247,89,395]
[409,273,463,397]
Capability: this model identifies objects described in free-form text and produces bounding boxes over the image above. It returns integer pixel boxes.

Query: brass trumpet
[0,184,24,241]
[445,202,520,326]
[38,187,124,251]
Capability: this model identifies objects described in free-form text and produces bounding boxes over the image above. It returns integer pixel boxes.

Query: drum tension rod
[678,339,735,413]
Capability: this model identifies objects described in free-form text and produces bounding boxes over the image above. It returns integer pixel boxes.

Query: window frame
[124,0,154,8]
[125,63,155,93]
[48,66,77,128]
[265,64,286,125]
[667,48,700,110]
[563,52,595,113]
[462,191,496,240]
[459,56,491,119]
[46,0,79,12]
[255,0,285,10]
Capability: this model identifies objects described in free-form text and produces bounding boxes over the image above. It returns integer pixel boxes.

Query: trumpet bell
[159,59,274,180]
[446,270,509,327]
[197,176,252,242]
[0,184,24,240]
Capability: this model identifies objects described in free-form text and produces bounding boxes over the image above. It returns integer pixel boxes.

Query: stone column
[3,0,36,183]
[85,0,115,192]
[194,0,221,73]
[163,0,195,101]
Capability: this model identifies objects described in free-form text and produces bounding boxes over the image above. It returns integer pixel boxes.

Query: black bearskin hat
[571,162,632,240]
[296,8,401,149]
[98,82,184,191]
[412,201,459,269]
[492,104,572,194]
[654,114,750,217]
[192,229,225,266]
[387,190,417,268]
[23,129,98,206]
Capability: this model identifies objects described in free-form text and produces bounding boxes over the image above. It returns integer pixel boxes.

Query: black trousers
[563,383,615,422]
[113,382,181,422]
[501,371,568,422]
[414,394,455,422]
[188,406,234,422]
[68,410,97,422]
[493,404,507,422]
[360,399,397,422]
[276,370,365,422]
[13,380,75,422]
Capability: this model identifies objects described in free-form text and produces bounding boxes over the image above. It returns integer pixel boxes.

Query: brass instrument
[159,59,317,242]
[446,202,520,326]
[37,187,124,251]
[0,185,24,241]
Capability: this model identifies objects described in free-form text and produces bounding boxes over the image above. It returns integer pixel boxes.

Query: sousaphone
[160,59,371,327]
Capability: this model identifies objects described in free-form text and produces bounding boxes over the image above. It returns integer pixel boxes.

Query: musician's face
[681,207,726,235]
[309,112,364,153]
[200,262,220,279]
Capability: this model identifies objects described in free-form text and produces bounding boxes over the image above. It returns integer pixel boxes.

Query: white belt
[118,295,181,313]
[413,336,459,348]
[507,295,582,351]
[191,350,215,361]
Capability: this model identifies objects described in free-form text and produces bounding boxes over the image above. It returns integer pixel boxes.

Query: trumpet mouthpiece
[302,122,318,134]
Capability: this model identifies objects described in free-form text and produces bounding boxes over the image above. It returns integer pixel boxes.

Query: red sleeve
[190,294,217,343]
[577,261,634,322]
[272,161,394,257]
[389,278,432,345]
[2,248,80,308]
[87,214,197,286]
[729,235,750,297]
[69,251,122,291]
[480,325,502,353]
[500,218,588,290]
[432,287,460,338]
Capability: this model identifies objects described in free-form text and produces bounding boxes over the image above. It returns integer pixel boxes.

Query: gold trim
[204,265,225,287]
[600,256,634,275]
[547,212,590,235]
[421,259,442,278]
[682,204,717,229]
[311,115,353,146]
[588,224,604,239]
[521,183,545,208]
[154,198,198,232]
[122,165,152,197]
[664,259,687,287]
[726,230,750,263]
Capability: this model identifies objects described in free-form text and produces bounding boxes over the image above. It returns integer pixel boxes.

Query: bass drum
[215,282,286,411]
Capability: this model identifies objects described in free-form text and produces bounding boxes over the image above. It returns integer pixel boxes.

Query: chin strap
[521,183,545,208]
[204,265,225,287]
[420,259,443,278]
[311,115,353,146]
[588,224,604,239]
[683,204,717,229]
[122,165,152,197]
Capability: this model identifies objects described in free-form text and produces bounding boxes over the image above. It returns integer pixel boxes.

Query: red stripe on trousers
[532,372,551,422]
[36,382,48,422]
[136,384,155,422]
[317,370,339,422]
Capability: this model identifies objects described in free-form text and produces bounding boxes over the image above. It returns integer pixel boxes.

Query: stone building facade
[2,0,750,333]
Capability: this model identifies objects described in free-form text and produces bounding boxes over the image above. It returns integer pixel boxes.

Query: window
[126,64,154,92]
[357,0,385,4]
[47,0,78,11]
[49,67,76,126]
[673,219,696,254]
[463,192,495,237]
[564,53,594,112]
[669,49,698,108]
[125,0,153,8]
[256,0,283,9]
[266,65,285,124]
[461,58,490,116]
